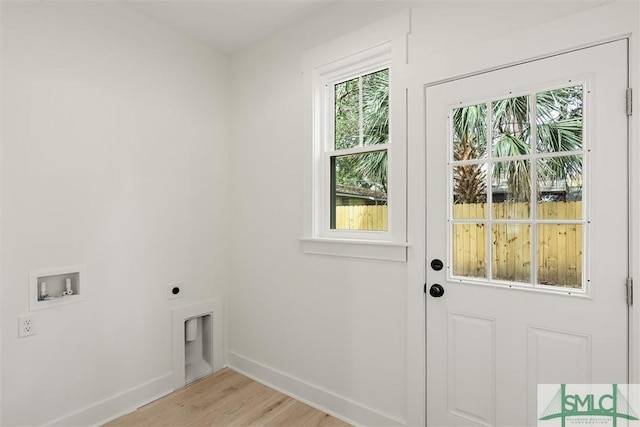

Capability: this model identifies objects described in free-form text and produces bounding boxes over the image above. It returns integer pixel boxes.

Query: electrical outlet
[167,283,183,299]
[18,314,36,338]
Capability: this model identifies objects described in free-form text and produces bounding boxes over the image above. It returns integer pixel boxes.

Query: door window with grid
[449,83,586,291]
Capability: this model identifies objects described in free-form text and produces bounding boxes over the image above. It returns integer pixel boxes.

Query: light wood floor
[103,368,351,427]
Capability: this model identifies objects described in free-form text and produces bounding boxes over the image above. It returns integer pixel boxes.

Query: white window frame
[319,47,391,240]
[301,11,409,261]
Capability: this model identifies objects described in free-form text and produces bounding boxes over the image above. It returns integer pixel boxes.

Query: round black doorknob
[429,284,445,298]
[430,259,444,271]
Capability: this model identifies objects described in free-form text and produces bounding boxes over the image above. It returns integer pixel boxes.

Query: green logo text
[539,384,638,427]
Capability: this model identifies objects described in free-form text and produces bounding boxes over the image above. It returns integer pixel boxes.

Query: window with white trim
[325,57,390,235]
[301,12,409,260]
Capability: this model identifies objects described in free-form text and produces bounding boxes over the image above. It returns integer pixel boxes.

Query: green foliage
[335,78,360,150]
[362,70,389,147]
[453,85,583,203]
[333,69,389,195]
[335,151,387,192]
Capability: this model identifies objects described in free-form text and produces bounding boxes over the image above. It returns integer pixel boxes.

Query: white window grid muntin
[446,80,590,296]
[316,52,393,240]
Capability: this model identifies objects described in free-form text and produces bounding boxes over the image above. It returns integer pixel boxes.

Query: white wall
[228,4,413,424]
[228,1,627,426]
[0,2,4,424]
[1,3,230,425]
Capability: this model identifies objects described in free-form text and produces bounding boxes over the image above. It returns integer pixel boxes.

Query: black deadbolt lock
[429,284,445,298]
[430,259,444,271]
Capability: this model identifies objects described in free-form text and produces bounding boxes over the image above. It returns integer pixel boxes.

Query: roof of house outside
[336,184,387,201]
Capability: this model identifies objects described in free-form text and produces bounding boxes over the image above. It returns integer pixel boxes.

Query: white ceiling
[121,1,341,55]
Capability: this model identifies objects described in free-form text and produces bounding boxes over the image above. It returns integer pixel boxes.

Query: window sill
[299,238,408,262]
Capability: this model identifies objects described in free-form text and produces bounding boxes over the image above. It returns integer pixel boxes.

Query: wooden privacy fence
[335,205,388,231]
[336,202,583,288]
[453,201,583,288]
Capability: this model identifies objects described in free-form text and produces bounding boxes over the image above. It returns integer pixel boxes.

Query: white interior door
[425,40,629,426]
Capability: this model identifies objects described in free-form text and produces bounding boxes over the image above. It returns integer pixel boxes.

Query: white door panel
[426,40,629,426]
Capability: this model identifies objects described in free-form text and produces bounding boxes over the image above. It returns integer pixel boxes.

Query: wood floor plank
[264,401,347,427]
[103,369,351,427]
[105,369,250,427]
[227,392,296,426]
[188,381,278,426]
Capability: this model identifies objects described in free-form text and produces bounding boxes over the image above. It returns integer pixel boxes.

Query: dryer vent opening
[184,314,213,384]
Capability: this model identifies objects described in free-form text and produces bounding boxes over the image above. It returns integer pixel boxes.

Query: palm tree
[356,69,389,193]
[535,87,583,192]
[453,85,583,203]
[491,95,532,202]
[452,104,487,203]
[334,68,389,195]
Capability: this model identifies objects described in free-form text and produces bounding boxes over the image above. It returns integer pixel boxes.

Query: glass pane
[331,151,387,231]
[536,85,583,153]
[452,103,487,160]
[362,69,389,146]
[453,164,487,218]
[537,224,583,289]
[334,77,360,150]
[492,95,531,157]
[492,160,531,219]
[537,156,583,218]
[492,223,531,283]
[452,223,487,279]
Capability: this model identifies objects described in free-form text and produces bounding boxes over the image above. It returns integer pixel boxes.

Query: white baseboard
[45,373,174,427]
[227,351,405,427]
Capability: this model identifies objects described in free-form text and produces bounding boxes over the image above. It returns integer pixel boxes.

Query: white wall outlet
[18,314,36,338]
[167,283,183,299]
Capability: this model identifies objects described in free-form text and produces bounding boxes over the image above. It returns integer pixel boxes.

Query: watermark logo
[538,384,640,426]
